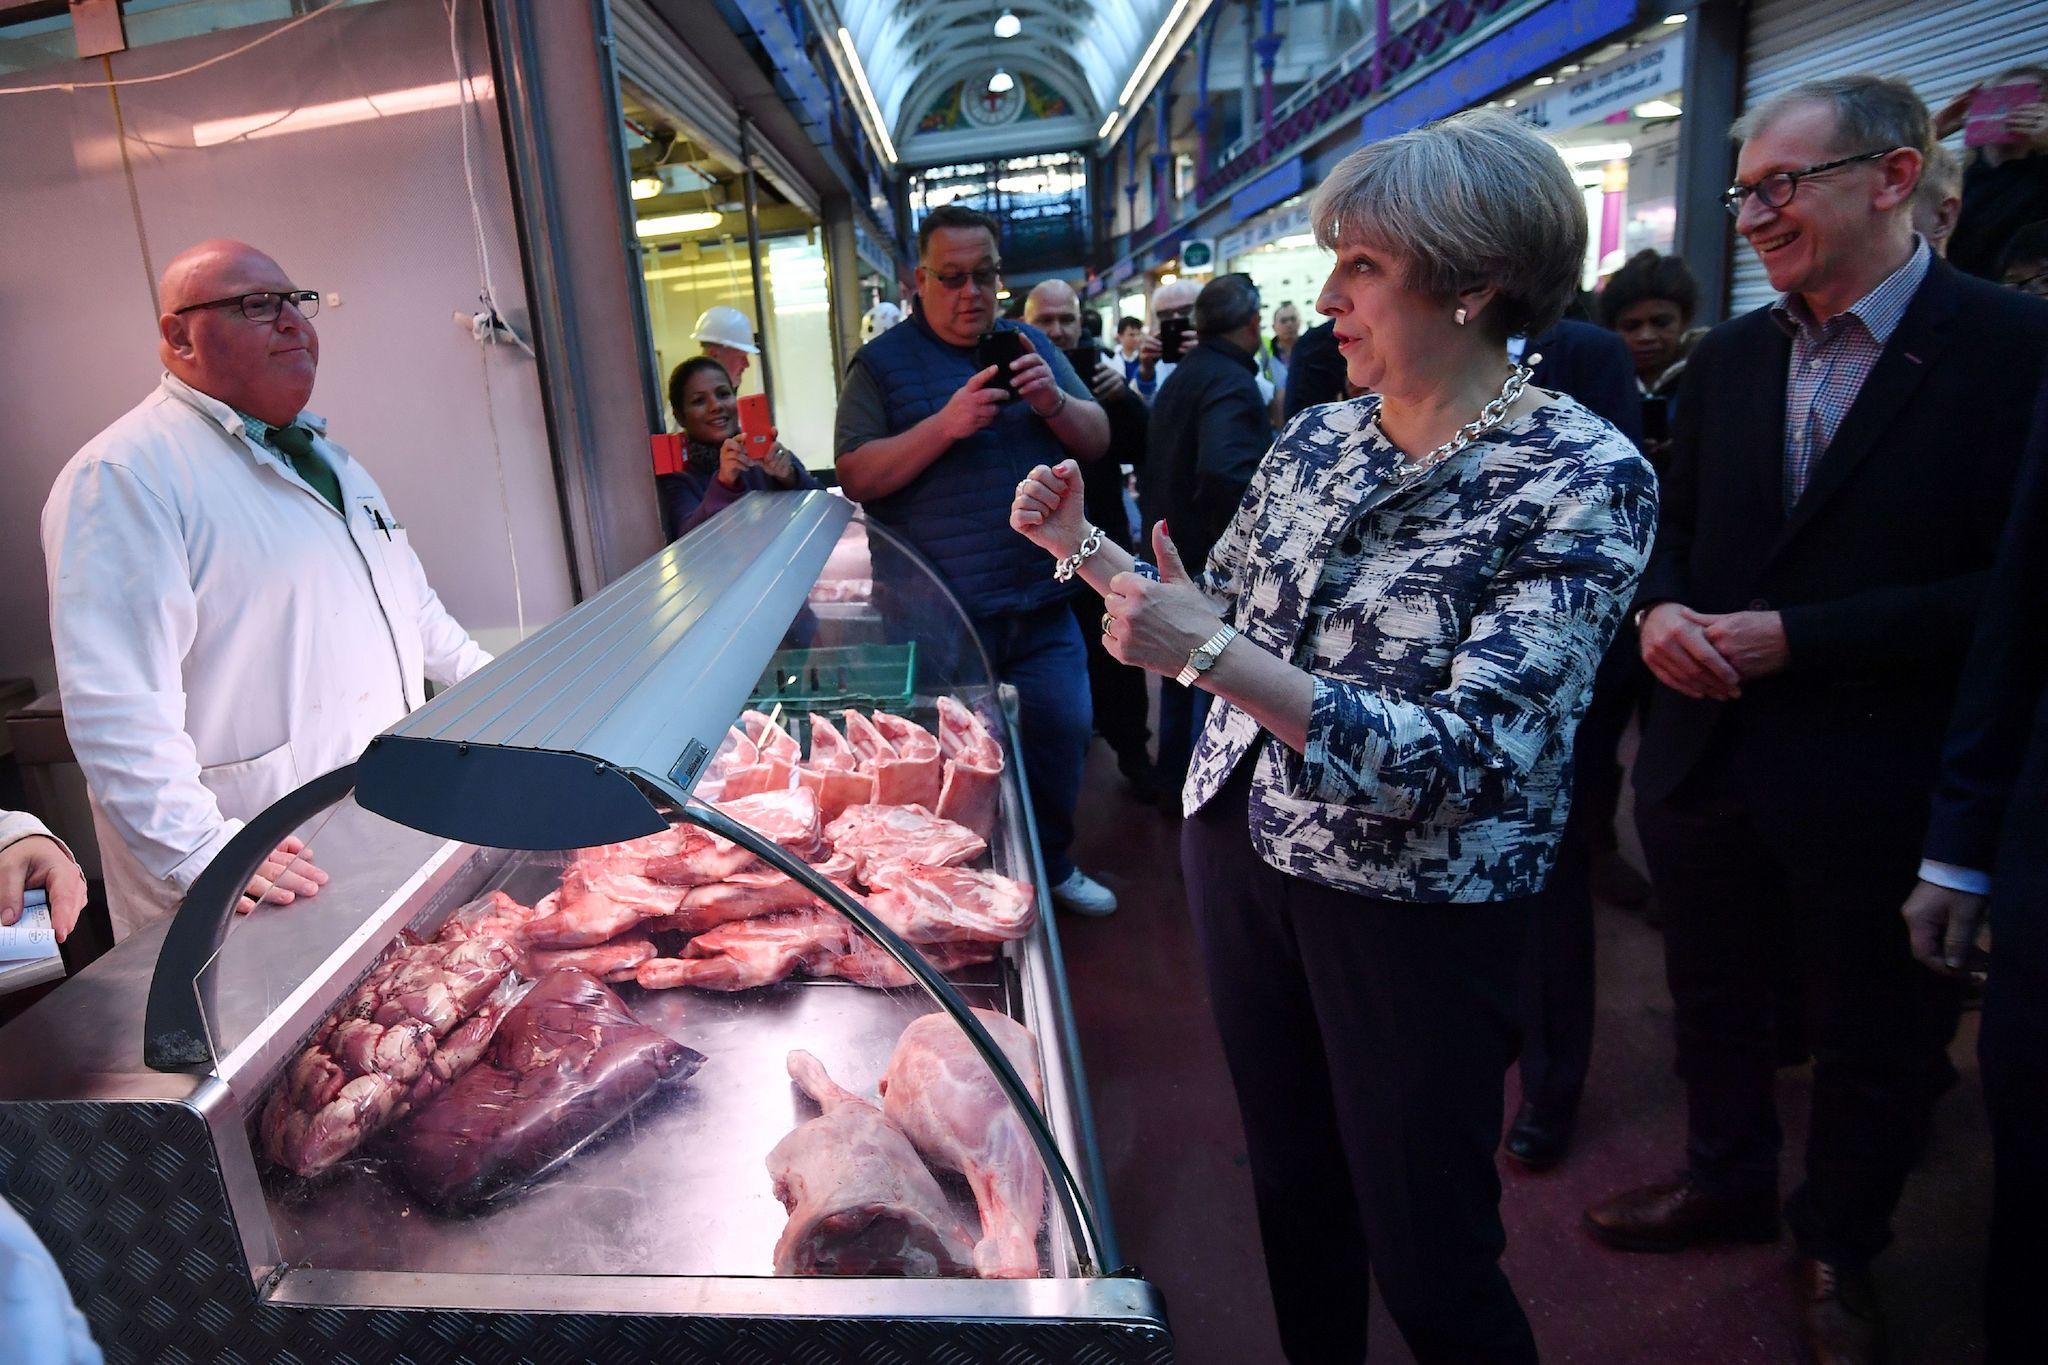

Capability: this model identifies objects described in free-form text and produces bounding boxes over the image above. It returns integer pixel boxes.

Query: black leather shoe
[1503,1100,1573,1171]
[1584,1177,1781,1252]
[1795,1257,1883,1365]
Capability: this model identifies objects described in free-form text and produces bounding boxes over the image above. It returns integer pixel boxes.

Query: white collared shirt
[42,374,489,937]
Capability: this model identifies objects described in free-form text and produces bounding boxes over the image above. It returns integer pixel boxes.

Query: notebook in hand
[0,888,66,997]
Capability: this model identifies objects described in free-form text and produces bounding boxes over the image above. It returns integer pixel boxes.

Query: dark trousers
[1981,863,2048,1363]
[971,602,1092,885]
[1518,644,1641,1121]
[1638,772,1963,1267]
[1156,678,1212,789]
[1068,594,1151,762]
[1183,768,1539,1364]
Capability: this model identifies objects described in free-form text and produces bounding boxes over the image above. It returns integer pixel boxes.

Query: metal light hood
[354,491,850,849]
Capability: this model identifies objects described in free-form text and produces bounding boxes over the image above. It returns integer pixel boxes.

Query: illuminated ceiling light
[994,8,1021,38]
[191,76,493,146]
[1560,64,1582,75]
[630,176,663,200]
[635,210,725,238]
[838,25,898,164]
[988,68,1015,94]
[1503,98,1517,107]
[1098,110,1118,138]
[1533,76,1555,87]
[1562,141,1633,163]
[1158,272,1178,285]
[1633,99,1683,118]
[1664,11,1687,22]
[1118,0,1192,106]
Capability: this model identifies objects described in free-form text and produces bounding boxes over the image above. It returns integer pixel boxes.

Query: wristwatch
[1176,625,1239,687]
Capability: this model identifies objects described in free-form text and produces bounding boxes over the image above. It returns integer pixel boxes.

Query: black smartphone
[1640,396,1669,444]
[1159,316,1192,364]
[1065,346,1102,386]
[973,328,1033,399]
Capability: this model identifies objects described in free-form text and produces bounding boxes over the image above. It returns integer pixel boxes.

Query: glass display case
[0,492,1171,1362]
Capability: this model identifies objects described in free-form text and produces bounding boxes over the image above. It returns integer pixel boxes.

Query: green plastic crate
[748,643,918,712]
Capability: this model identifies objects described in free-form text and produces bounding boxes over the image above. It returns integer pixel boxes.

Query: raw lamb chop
[865,862,1036,944]
[524,933,657,982]
[715,787,825,859]
[825,803,987,881]
[631,823,763,887]
[797,714,878,819]
[391,968,703,1210]
[869,712,944,809]
[436,889,542,944]
[840,710,933,808]
[693,725,755,800]
[717,711,798,798]
[880,1009,1048,1279]
[260,932,521,1178]
[666,851,858,935]
[521,862,680,948]
[821,938,1000,989]
[636,909,855,991]
[935,696,1004,842]
[768,1050,978,1277]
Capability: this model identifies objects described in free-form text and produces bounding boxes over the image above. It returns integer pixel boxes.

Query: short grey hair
[1917,140,1962,205]
[1194,273,1260,337]
[1311,107,1586,341]
[1730,74,1931,157]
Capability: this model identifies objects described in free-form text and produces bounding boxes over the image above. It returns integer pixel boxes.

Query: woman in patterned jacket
[1012,109,1657,1364]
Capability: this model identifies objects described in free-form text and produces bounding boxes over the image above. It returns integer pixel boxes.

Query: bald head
[157,238,319,425]
[1022,279,1084,349]
[1152,279,1201,323]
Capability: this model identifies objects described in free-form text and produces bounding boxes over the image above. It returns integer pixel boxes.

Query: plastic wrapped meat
[935,696,1004,842]
[663,850,859,935]
[865,862,1036,944]
[260,932,521,1178]
[825,804,987,882]
[796,714,878,819]
[868,713,944,809]
[521,863,681,948]
[821,938,999,989]
[768,1050,977,1277]
[390,968,704,1211]
[437,890,543,944]
[714,787,826,860]
[523,933,657,982]
[636,909,856,991]
[880,1009,1048,1279]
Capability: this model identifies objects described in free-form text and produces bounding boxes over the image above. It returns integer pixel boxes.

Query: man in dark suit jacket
[1584,76,2048,1364]
[1282,317,1347,419]
[1143,273,1273,792]
[1524,317,1644,445]
[1902,361,2048,1365]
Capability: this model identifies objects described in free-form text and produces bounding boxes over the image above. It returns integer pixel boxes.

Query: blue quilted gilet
[850,311,1077,618]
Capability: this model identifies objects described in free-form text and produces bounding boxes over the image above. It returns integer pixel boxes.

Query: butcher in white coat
[42,239,490,939]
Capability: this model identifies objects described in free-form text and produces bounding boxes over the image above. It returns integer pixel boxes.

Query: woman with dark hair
[658,355,814,539]
[1599,249,1699,466]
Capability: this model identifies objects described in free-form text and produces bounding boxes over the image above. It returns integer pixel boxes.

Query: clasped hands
[1010,460,1223,677]
[936,352,1070,443]
[1638,602,1789,701]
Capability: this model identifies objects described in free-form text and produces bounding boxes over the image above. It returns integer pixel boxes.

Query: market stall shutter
[610,0,822,218]
[1729,0,2048,315]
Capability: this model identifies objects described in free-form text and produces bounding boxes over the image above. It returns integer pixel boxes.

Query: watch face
[1192,648,1217,670]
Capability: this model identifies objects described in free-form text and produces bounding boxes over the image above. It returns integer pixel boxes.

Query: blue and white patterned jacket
[1185,393,1658,902]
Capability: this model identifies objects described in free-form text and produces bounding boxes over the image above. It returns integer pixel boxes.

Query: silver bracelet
[1035,386,1069,420]
[1053,524,1104,582]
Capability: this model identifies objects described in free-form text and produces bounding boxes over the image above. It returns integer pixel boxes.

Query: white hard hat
[692,305,759,354]
[861,301,904,342]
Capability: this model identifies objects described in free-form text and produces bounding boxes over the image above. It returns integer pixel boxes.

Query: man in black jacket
[1142,273,1273,794]
[1901,361,2048,1365]
[1584,76,2048,1364]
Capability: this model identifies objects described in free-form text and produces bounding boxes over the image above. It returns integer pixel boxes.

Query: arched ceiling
[833,0,1179,146]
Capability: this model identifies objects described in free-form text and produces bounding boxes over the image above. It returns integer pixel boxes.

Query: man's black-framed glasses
[1721,148,1902,217]
[924,265,1001,291]
[173,289,321,323]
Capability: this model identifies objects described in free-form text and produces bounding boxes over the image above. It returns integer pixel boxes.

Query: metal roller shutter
[1729,0,2048,314]
[610,0,822,218]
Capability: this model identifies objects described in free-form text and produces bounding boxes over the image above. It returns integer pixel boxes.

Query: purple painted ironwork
[1373,0,1391,90]
[1195,9,1219,176]
[1254,0,1280,134]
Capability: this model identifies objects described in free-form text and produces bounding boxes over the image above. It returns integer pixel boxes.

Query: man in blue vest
[836,205,1117,915]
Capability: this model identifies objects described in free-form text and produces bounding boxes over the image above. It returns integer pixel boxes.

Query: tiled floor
[1059,737,1989,1364]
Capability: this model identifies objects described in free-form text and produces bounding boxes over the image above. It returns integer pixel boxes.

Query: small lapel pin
[1903,352,1923,365]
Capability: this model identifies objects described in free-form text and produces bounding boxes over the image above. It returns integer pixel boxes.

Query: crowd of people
[12,50,2048,1365]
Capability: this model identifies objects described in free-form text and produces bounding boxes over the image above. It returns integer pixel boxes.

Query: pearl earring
[1454,306,1469,326]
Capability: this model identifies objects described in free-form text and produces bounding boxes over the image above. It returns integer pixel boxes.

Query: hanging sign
[1514,33,1685,134]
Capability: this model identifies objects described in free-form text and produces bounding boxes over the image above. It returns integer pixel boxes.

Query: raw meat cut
[869,712,944,809]
[390,968,703,1210]
[797,714,878,819]
[437,890,542,944]
[768,1050,977,1277]
[821,939,1000,989]
[744,709,802,762]
[521,863,680,948]
[693,725,755,800]
[865,862,1036,944]
[825,804,987,881]
[523,933,657,982]
[880,1009,1047,1279]
[935,696,1003,842]
[668,870,842,934]
[716,711,797,798]
[636,909,855,991]
[714,787,825,859]
[260,932,521,1178]
[806,577,872,604]
[629,823,762,887]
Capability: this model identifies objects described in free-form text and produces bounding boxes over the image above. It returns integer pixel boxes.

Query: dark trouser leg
[1778,850,1964,1267]
[982,603,1092,885]
[1519,813,1595,1122]
[1982,876,2048,1363]
[1156,678,1198,788]
[1068,594,1151,761]
[1298,884,1539,1363]
[1638,788,1786,1200]
[1182,775,1373,1364]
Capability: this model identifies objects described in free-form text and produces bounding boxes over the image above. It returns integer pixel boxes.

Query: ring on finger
[1100,613,1113,635]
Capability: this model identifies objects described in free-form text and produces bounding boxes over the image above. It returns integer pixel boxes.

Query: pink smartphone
[737,393,774,458]
[1966,82,2041,148]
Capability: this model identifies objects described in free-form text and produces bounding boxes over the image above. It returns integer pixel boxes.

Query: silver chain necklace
[1382,354,1541,482]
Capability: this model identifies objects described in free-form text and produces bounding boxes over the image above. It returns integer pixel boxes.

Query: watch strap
[1176,625,1238,687]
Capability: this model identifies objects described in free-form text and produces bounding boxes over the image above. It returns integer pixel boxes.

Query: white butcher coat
[42,374,490,939]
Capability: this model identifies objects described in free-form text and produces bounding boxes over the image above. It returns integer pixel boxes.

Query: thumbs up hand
[1101,520,1228,678]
